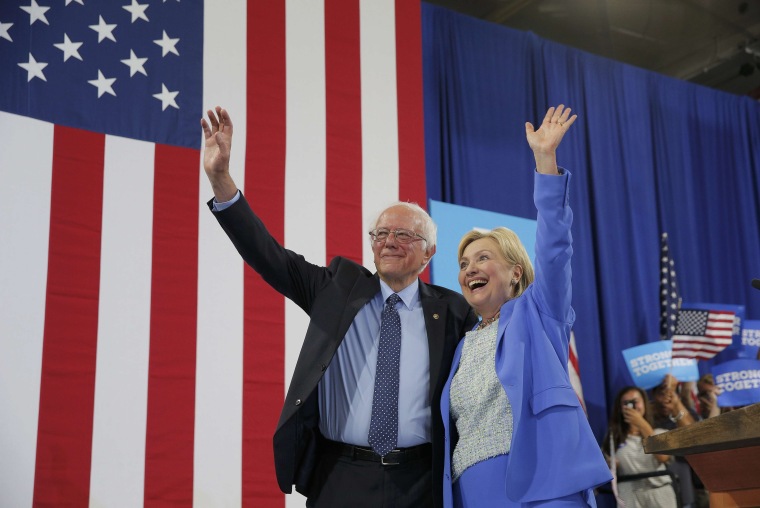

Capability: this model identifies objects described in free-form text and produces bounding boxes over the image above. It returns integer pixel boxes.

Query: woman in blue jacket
[442,105,612,507]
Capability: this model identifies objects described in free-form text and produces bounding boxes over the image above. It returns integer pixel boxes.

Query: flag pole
[660,232,681,382]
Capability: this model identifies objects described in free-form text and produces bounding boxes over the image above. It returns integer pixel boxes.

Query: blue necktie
[368,293,402,456]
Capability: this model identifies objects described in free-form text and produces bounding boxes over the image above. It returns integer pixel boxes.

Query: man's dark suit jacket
[211,194,477,507]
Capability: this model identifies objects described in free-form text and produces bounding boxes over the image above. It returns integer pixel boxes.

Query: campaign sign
[712,359,760,407]
[429,200,536,294]
[622,341,699,389]
[740,320,760,360]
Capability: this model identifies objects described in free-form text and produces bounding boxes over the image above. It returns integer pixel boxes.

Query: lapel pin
[433,313,439,320]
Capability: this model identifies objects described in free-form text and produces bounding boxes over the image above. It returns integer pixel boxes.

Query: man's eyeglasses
[369,228,427,244]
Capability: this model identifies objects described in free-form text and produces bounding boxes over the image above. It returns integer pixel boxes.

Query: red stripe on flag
[673,340,731,348]
[674,347,726,356]
[33,126,105,507]
[245,1,286,505]
[325,0,363,264]
[144,144,200,507]
[568,345,580,376]
[395,0,427,207]
[708,331,732,336]
[395,0,429,281]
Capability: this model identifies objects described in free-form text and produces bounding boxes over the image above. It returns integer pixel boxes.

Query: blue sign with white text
[429,200,536,294]
[712,359,760,407]
[622,340,699,389]
[740,320,760,360]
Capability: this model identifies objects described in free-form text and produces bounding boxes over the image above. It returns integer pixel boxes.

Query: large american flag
[671,308,736,360]
[0,1,426,506]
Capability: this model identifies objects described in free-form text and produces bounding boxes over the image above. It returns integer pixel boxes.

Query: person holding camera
[602,386,677,508]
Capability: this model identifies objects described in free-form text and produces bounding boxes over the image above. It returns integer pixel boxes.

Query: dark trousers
[306,441,433,508]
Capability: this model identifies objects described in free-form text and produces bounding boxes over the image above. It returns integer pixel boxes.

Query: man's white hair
[368,201,437,249]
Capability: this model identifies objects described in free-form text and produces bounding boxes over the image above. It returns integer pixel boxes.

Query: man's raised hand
[201,106,237,202]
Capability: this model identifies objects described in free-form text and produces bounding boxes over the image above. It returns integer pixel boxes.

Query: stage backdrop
[422,3,760,439]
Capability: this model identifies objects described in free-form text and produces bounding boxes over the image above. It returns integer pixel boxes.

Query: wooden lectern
[644,403,760,507]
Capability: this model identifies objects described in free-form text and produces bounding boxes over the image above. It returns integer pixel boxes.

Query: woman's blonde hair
[457,227,535,299]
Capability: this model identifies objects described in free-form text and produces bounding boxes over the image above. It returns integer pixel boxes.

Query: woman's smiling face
[458,237,520,319]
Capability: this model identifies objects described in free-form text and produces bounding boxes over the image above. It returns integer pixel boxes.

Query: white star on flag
[153,30,179,57]
[18,53,47,81]
[0,21,13,42]
[88,70,117,97]
[123,1,149,23]
[20,0,50,26]
[65,0,84,5]
[121,50,148,77]
[153,83,178,110]
[54,34,84,62]
[89,15,117,43]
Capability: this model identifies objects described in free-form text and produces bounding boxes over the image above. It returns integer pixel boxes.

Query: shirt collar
[379,278,419,310]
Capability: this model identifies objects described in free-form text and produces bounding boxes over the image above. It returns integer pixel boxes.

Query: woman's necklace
[477,311,500,330]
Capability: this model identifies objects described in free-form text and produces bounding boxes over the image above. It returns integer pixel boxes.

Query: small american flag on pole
[659,232,681,340]
[671,308,735,360]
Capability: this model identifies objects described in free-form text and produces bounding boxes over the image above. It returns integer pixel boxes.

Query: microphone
[753,279,760,291]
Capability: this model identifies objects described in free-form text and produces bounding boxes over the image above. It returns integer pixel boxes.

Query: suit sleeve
[208,193,330,313]
[532,169,574,325]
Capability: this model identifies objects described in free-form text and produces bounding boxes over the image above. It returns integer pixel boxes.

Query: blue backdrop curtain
[422,3,760,440]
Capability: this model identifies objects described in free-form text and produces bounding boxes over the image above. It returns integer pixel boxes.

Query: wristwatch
[669,409,685,423]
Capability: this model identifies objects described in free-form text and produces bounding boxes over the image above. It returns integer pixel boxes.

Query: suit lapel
[336,274,381,339]
[278,273,380,428]
[419,282,448,403]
